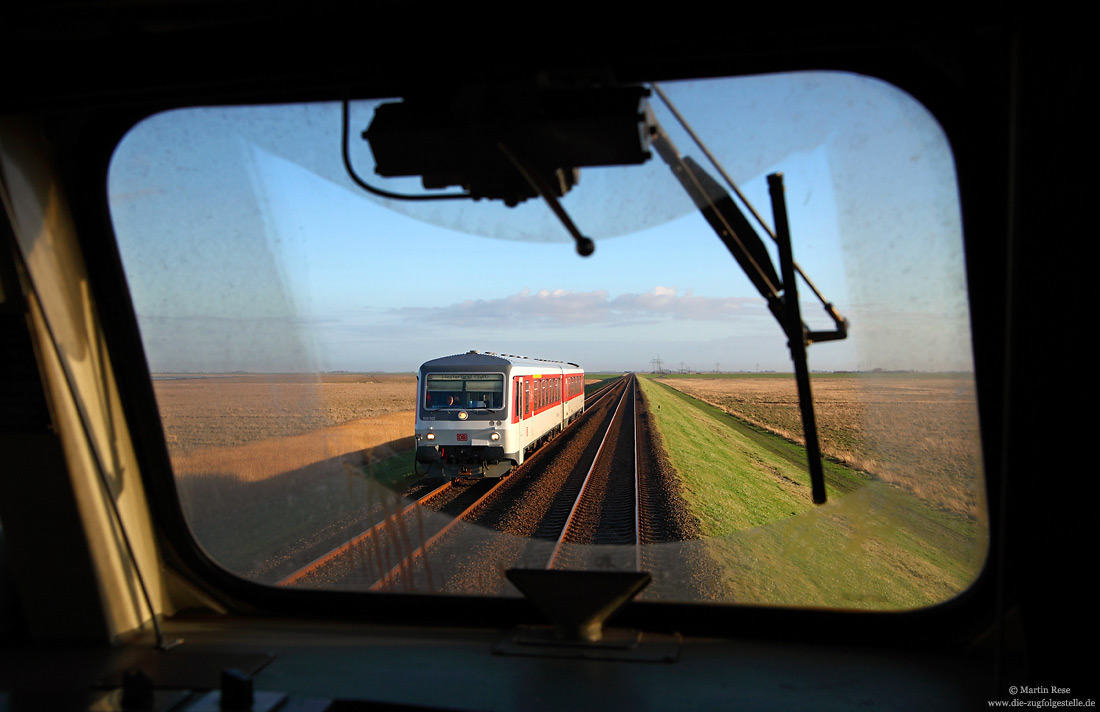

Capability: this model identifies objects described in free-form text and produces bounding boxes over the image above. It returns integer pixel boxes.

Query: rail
[545,374,640,572]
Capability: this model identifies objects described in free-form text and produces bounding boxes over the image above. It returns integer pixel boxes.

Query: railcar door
[512,376,523,425]
[523,376,532,439]
[558,373,565,428]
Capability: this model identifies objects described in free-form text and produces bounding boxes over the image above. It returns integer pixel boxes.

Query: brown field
[656,374,984,518]
[168,409,414,482]
[153,373,416,456]
[153,374,417,510]
[154,372,616,484]
[151,374,420,577]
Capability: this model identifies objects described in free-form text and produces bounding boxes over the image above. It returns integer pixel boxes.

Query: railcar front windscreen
[106,71,988,609]
[425,374,504,410]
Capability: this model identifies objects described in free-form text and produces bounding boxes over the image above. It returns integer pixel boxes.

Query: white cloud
[394,287,769,327]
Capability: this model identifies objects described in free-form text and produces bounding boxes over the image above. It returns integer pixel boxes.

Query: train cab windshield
[104,70,988,611]
[424,373,504,410]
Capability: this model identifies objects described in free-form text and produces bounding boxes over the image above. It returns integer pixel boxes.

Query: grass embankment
[655,372,983,517]
[638,376,986,609]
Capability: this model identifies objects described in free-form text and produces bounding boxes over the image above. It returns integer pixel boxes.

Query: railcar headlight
[458,411,469,420]
[426,432,435,440]
[490,432,500,441]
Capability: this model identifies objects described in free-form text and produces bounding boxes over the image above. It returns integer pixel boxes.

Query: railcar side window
[107,72,987,609]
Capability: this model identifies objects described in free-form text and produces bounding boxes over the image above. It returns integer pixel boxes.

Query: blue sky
[107,72,973,374]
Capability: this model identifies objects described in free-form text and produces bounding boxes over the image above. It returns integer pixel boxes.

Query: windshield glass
[425,373,504,410]
[107,72,987,609]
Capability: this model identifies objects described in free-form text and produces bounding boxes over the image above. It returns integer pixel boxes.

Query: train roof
[419,351,582,371]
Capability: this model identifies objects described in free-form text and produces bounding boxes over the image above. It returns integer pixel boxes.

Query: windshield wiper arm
[647,104,846,504]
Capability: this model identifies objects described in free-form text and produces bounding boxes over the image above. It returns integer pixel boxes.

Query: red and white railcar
[414,351,585,479]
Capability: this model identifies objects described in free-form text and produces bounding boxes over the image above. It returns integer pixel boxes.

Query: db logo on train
[457,434,468,441]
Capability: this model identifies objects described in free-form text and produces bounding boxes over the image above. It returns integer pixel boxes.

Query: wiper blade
[647,89,848,504]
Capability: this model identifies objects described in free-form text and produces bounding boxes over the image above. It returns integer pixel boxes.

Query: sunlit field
[656,373,984,519]
[153,373,415,454]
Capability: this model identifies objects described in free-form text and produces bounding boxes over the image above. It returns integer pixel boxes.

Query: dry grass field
[153,373,416,456]
[152,374,419,575]
[656,374,984,519]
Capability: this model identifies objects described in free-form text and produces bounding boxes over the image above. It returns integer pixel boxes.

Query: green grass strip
[637,375,987,609]
[639,376,868,536]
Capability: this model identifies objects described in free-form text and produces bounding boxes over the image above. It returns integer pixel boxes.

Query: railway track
[544,375,640,572]
[277,476,497,589]
[276,480,455,587]
[283,374,696,594]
